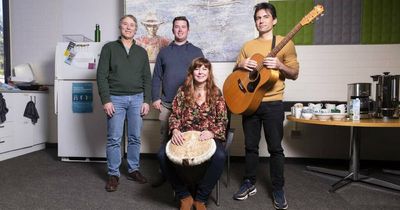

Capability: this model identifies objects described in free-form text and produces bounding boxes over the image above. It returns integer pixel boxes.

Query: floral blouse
[169,87,228,141]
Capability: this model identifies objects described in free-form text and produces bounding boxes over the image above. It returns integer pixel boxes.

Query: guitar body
[223,53,279,115]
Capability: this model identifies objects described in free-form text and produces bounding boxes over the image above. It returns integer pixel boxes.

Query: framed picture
[124,0,255,62]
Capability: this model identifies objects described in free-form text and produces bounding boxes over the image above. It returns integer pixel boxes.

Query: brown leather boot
[193,200,206,210]
[180,195,193,210]
[128,170,147,184]
[105,175,119,192]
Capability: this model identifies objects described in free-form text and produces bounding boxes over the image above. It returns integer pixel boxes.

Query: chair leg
[216,179,220,206]
[227,149,230,187]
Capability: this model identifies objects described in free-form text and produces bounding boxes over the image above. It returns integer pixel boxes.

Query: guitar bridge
[238,79,246,93]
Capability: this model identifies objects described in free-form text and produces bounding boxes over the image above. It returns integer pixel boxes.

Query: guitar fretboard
[268,23,303,57]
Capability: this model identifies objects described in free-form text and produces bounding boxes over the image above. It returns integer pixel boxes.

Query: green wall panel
[272,0,315,45]
[361,0,400,44]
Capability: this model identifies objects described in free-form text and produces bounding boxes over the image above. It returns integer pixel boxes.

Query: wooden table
[287,115,400,192]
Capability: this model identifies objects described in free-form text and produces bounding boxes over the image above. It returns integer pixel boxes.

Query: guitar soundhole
[247,73,260,93]
[249,70,259,81]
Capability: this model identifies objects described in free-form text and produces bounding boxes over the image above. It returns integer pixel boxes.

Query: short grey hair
[120,14,137,25]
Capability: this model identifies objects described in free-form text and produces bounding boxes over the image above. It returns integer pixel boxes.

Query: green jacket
[97,40,151,104]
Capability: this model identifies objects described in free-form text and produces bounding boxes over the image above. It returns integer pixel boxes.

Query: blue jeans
[242,101,285,191]
[158,139,226,203]
[106,94,143,177]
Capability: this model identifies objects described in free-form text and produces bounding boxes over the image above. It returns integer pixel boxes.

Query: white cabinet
[1,94,15,154]
[0,92,48,161]
[13,93,49,146]
[32,93,48,144]
[0,122,15,153]
[13,93,34,148]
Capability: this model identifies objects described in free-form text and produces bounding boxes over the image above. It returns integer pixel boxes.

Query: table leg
[383,169,400,176]
[306,166,349,177]
[306,127,362,192]
[360,177,400,191]
[307,127,400,192]
[330,172,354,192]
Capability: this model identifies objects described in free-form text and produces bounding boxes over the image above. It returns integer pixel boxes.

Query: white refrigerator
[55,42,107,161]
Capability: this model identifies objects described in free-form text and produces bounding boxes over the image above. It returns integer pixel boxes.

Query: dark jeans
[158,139,226,203]
[242,101,285,191]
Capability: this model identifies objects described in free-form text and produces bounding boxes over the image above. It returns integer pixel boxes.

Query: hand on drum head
[199,130,214,141]
[171,129,185,146]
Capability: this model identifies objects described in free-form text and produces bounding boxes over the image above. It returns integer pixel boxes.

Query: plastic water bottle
[352,98,360,121]
[95,24,101,42]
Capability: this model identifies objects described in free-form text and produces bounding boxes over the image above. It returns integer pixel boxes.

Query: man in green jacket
[97,14,151,192]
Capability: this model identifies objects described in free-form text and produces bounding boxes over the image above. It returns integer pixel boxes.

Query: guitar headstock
[300,4,324,26]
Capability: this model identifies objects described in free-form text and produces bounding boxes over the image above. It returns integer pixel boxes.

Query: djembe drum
[166,130,216,185]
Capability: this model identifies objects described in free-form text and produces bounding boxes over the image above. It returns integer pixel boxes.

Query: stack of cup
[291,103,303,119]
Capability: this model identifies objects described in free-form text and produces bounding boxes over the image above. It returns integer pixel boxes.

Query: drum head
[166,131,216,166]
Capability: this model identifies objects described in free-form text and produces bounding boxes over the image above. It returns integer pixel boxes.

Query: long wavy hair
[182,57,220,107]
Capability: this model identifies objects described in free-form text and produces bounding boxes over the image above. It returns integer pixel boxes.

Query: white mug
[295,107,302,119]
[325,103,336,112]
[309,103,322,113]
[291,106,296,116]
[336,104,346,113]
[321,108,329,113]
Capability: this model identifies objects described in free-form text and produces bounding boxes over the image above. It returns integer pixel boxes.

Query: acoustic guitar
[223,5,324,115]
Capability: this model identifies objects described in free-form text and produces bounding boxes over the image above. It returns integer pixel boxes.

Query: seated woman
[158,57,228,210]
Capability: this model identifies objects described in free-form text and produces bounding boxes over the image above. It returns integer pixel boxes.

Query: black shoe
[128,171,147,184]
[233,179,257,200]
[105,175,119,192]
[272,189,288,209]
[151,174,166,188]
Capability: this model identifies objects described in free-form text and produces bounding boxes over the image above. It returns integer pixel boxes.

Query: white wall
[9,0,121,85]
[286,45,400,101]
[9,0,400,160]
[9,0,61,85]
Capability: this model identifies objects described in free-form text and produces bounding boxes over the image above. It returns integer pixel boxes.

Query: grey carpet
[1,148,400,210]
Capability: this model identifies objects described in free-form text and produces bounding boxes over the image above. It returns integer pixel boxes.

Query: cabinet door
[1,93,16,153]
[32,93,49,144]
[0,122,15,153]
[1,93,16,122]
[0,136,15,154]
[13,93,34,148]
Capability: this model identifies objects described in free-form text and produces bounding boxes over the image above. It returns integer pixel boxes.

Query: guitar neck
[268,23,303,57]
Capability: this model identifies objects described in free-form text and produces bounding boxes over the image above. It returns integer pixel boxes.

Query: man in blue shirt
[151,16,204,187]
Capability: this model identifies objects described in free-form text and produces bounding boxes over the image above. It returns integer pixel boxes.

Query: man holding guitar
[232,2,299,210]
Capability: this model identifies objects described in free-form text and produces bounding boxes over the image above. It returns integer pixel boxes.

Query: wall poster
[124,0,255,62]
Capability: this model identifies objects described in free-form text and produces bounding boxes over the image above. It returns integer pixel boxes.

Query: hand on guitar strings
[263,57,282,70]
[171,129,185,146]
[240,57,282,71]
[240,58,258,71]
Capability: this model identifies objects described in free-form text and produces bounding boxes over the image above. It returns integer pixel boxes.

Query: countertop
[0,90,49,93]
[287,115,400,127]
